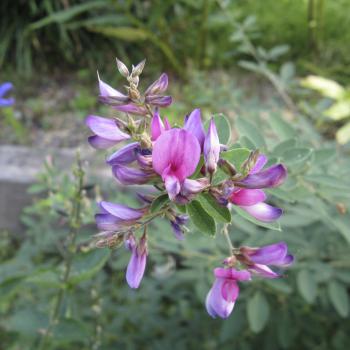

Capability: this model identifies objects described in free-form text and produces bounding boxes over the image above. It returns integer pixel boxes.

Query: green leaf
[232,206,281,231]
[328,281,349,318]
[187,200,216,236]
[297,270,317,303]
[88,26,150,41]
[282,147,313,165]
[205,113,231,145]
[150,193,170,213]
[247,291,270,333]
[175,204,187,214]
[268,113,296,141]
[69,249,110,284]
[198,193,231,223]
[272,138,297,157]
[236,118,266,148]
[53,318,89,344]
[313,148,336,165]
[25,269,61,288]
[221,147,251,170]
[304,174,350,190]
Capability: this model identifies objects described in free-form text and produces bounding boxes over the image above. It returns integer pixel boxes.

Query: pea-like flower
[239,241,294,278]
[152,128,201,200]
[229,155,287,222]
[0,82,15,107]
[125,233,148,289]
[206,268,251,319]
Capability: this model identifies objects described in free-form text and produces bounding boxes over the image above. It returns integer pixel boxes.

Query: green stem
[38,153,85,350]
[222,223,234,255]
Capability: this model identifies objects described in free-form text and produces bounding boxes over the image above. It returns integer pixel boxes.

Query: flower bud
[204,118,220,174]
[131,59,146,77]
[116,58,130,78]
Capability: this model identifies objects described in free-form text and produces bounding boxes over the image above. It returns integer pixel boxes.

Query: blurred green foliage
[1,0,350,80]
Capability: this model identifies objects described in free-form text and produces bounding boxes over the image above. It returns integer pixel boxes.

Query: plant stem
[222,224,234,255]
[38,153,85,350]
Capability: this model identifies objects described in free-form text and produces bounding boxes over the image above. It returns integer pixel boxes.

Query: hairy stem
[38,153,84,349]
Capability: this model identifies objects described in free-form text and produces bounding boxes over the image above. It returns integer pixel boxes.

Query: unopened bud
[127,86,141,100]
[116,58,130,78]
[241,150,259,175]
[131,59,146,77]
[218,159,237,176]
[140,134,152,149]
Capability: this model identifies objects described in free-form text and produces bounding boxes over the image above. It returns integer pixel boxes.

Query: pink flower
[229,155,287,222]
[204,118,220,174]
[152,129,201,200]
[206,268,251,319]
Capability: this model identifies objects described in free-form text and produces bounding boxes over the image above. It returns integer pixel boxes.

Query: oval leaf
[150,193,170,213]
[187,200,216,236]
[247,291,270,333]
[328,280,349,318]
[297,270,317,304]
[198,193,231,223]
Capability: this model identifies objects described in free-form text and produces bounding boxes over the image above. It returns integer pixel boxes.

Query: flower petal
[164,173,181,201]
[236,164,287,189]
[115,104,148,115]
[112,165,154,185]
[204,118,220,173]
[230,188,266,206]
[145,73,169,95]
[150,109,165,141]
[97,71,128,99]
[99,201,144,220]
[240,202,282,222]
[247,242,288,265]
[126,248,147,289]
[214,268,251,281]
[145,95,172,107]
[107,142,139,165]
[221,280,239,302]
[86,115,130,141]
[152,128,201,182]
[95,213,123,230]
[88,135,117,149]
[183,108,205,148]
[249,264,280,279]
[250,154,268,174]
[170,222,184,240]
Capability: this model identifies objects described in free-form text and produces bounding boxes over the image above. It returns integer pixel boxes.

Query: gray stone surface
[0,145,110,232]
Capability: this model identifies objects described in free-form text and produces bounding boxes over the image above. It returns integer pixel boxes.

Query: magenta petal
[99,201,143,220]
[88,135,117,149]
[183,108,205,148]
[86,115,130,141]
[281,254,294,266]
[206,278,235,319]
[107,142,139,165]
[126,248,147,289]
[221,280,239,302]
[236,164,287,189]
[152,129,201,182]
[151,109,165,141]
[248,242,288,265]
[214,268,251,281]
[250,154,268,174]
[164,117,171,130]
[240,202,282,222]
[230,189,266,206]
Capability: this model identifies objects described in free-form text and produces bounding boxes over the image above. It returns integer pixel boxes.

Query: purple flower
[174,178,210,204]
[206,268,251,319]
[229,155,287,222]
[152,129,201,200]
[145,95,172,107]
[145,73,169,96]
[169,214,189,240]
[151,109,166,141]
[86,115,130,149]
[95,201,145,231]
[114,104,148,115]
[240,242,294,278]
[97,71,129,103]
[183,108,206,149]
[112,165,156,185]
[204,118,220,174]
[125,233,148,289]
[0,82,15,107]
[107,142,139,166]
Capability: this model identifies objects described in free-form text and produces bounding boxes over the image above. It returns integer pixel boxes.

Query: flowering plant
[86,59,294,319]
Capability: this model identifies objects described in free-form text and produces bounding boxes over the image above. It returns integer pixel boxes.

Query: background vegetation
[0,1,349,349]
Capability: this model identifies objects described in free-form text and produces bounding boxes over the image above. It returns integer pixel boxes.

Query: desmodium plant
[85,59,294,319]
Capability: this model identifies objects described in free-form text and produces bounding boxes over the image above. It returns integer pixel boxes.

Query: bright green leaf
[150,193,170,213]
[198,193,231,223]
[187,200,216,236]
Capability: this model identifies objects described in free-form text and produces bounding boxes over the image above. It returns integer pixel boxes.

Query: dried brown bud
[131,59,146,77]
[218,159,237,176]
[116,58,130,78]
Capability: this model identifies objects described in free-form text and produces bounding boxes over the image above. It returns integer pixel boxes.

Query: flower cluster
[86,59,294,319]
